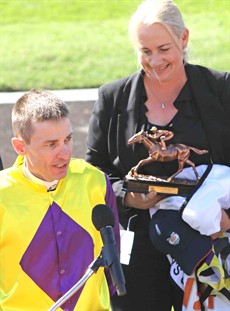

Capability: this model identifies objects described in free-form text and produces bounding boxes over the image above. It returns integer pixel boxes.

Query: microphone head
[92,204,115,230]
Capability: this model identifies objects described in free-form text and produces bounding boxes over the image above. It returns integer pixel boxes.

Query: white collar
[22,159,58,190]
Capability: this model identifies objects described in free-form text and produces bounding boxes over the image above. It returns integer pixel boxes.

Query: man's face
[22,117,73,181]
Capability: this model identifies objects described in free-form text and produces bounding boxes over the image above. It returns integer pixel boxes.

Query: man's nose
[57,144,70,158]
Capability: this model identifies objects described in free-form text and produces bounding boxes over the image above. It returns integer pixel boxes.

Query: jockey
[149,126,174,150]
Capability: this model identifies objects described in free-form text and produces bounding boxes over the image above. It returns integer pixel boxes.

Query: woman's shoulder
[99,70,143,93]
[186,63,229,82]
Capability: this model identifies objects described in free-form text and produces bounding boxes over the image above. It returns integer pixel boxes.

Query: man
[0,89,120,310]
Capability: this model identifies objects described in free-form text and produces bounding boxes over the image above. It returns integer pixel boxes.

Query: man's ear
[11,137,26,155]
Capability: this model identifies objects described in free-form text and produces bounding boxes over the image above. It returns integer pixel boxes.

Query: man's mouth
[55,163,67,168]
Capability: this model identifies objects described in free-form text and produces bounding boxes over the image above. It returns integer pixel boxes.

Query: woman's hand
[124,190,166,210]
[211,210,230,240]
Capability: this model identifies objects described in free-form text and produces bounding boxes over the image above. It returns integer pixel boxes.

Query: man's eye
[47,142,56,147]
[65,136,73,143]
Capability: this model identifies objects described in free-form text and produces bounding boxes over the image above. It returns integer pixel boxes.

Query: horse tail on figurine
[188,146,209,155]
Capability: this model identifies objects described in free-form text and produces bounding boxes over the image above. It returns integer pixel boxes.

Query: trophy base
[123,175,198,196]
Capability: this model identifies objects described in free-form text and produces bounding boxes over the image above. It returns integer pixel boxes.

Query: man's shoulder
[69,158,105,176]
[68,159,107,191]
[0,166,16,186]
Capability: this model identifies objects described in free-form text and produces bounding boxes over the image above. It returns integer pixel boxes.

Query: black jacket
[86,64,230,226]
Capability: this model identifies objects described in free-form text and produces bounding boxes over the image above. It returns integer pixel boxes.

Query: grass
[0,0,229,91]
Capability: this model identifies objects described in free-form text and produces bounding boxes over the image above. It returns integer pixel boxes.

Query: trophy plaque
[123,175,198,196]
[123,128,209,196]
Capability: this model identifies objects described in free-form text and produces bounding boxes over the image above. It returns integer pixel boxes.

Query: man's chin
[55,171,68,180]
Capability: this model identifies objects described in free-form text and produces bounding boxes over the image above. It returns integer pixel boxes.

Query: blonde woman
[86,1,230,310]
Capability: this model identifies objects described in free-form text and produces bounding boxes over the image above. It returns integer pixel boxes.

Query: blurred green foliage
[1,0,229,91]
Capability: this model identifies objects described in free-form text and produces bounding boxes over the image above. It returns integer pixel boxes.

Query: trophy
[123,127,209,196]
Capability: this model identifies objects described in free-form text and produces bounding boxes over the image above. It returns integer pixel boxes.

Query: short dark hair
[12,89,69,143]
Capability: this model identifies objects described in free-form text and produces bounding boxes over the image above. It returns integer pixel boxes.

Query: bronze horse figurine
[128,130,209,182]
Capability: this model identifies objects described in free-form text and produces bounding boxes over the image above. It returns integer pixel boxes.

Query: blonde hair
[129,0,188,62]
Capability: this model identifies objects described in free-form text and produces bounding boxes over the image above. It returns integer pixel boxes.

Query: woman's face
[135,23,188,83]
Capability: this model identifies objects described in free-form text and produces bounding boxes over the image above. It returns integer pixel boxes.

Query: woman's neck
[144,67,187,96]
[143,68,187,126]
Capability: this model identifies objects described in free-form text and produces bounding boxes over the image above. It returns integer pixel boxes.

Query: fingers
[220,210,230,232]
[141,193,149,201]
[211,210,230,240]
[145,191,158,200]
[125,191,164,210]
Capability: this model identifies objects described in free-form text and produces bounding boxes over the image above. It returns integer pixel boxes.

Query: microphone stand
[48,254,103,311]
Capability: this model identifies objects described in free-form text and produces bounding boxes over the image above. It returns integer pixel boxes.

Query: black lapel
[116,72,145,173]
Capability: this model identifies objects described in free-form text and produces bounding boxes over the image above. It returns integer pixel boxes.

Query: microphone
[92,204,126,296]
